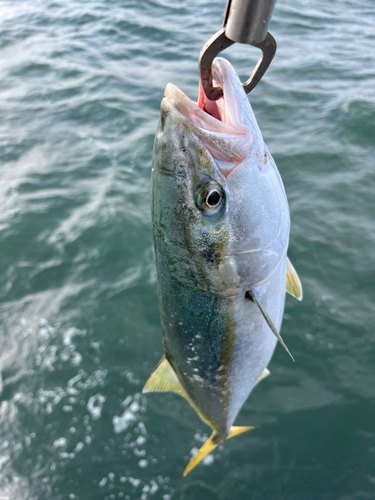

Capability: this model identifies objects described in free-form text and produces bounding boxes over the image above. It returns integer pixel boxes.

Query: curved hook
[199,28,276,101]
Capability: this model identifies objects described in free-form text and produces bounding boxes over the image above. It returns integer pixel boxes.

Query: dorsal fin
[143,356,186,396]
[142,356,215,429]
[286,258,303,300]
[246,290,295,362]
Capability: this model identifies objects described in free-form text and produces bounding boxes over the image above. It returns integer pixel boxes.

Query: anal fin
[286,257,303,300]
[183,426,254,477]
[255,367,270,386]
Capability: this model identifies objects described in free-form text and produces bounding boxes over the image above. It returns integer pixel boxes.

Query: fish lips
[162,64,257,177]
[162,95,252,177]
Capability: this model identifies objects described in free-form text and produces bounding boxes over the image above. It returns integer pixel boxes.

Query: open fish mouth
[163,58,255,175]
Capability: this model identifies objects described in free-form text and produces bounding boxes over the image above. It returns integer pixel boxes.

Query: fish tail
[183,426,254,477]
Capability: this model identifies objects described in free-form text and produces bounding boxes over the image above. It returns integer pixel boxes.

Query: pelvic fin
[286,257,303,300]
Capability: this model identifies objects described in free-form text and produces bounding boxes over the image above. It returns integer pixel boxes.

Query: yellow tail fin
[183,426,254,477]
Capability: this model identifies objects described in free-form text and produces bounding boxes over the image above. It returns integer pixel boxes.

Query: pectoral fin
[183,426,254,477]
[246,290,295,362]
[286,258,303,300]
[142,356,214,429]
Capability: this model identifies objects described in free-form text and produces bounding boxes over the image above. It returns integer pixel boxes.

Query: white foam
[87,394,106,420]
[112,394,146,434]
[113,409,136,434]
[52,437,66,448]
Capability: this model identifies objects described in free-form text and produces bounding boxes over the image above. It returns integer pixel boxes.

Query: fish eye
[196,182,225,215]
[207,190,220,207]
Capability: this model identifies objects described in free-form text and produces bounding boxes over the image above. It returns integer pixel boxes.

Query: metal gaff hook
[199,0,277,101]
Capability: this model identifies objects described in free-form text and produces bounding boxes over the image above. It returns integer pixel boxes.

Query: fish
[143,57,302,476]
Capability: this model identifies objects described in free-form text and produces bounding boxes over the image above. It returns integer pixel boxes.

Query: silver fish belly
[144,57,302,475]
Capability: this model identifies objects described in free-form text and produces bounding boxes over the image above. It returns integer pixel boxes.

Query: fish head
[152,57,289,294]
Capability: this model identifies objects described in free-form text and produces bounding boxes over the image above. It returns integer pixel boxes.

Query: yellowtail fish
[143,58,302,476]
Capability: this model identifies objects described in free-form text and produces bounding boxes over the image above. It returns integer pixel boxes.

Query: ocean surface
[0,0,374,499]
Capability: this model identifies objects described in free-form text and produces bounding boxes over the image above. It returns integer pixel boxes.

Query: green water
[0,1,374,499]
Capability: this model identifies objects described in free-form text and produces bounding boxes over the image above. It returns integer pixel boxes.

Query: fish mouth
[163,58,257,176]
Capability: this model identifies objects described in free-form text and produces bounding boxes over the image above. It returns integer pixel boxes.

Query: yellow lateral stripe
[286,258,303,301]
